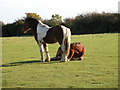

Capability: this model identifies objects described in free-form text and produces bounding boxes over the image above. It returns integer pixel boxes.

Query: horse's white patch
[44,44,50,62]
[38,42,45,61]
[37,21,51,42]
[61,25,71,39]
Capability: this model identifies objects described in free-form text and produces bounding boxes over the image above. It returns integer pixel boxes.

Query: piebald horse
[22,17,71,62]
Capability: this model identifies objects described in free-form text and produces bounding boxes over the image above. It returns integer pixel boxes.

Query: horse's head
[22,18,38,33]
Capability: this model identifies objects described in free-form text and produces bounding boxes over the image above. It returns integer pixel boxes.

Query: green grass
[1,33,118,88]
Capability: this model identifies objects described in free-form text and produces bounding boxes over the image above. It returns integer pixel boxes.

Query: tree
[51,14,62,22]
[63,18,74,28]
[48,14,62,26]
[25,13,41,20]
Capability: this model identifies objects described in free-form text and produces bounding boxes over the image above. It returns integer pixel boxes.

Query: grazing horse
[22,17,71,62]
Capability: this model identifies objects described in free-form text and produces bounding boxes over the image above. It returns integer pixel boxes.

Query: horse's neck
[37,21,51,41]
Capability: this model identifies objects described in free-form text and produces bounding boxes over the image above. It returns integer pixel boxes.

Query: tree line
[2,12,120,37]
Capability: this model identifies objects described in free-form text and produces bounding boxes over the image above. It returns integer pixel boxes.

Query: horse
[22,17,71,62]
[51,42,85,60]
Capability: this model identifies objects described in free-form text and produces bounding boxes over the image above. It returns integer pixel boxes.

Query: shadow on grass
[1,58,81,67]
[0,58,61,67]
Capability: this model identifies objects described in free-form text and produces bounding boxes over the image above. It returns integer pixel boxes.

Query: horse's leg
[56,47,62,57]
[38,42,45,62]
[60,38,70,62]
[61,34,71,62]
[43,43,50,62]
[67,49,75,60]
[79,47,85,60]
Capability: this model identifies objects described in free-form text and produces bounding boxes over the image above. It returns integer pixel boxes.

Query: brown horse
[55,42,85,60]
[22,17,71,62]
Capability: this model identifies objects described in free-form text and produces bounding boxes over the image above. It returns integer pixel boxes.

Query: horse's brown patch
[43,25,63,45]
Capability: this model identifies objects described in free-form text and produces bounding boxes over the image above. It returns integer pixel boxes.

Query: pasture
[1,33,118,88]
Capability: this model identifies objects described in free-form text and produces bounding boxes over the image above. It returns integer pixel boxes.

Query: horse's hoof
[45,59,50,62]
[40,59,45,62]
[79,57,83,60]
[67,59,70,62]
[60,59,68,62]
[46,60,51,62]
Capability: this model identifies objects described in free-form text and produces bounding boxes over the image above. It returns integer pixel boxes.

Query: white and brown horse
[22,17,71,62]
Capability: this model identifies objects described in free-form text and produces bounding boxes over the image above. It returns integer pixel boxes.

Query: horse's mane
[38,20,50,28]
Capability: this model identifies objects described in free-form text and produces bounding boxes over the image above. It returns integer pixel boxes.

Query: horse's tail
[64,36,70,56]
[61,25,71,58]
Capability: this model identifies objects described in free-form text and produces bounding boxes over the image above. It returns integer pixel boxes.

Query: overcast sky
[0,0,119,24]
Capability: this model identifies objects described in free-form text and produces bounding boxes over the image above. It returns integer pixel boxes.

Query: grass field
[1,33,118,88]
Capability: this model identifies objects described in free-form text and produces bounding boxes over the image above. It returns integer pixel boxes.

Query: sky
[0,0,119,24]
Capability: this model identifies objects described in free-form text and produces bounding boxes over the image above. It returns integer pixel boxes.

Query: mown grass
[1,33,118,88]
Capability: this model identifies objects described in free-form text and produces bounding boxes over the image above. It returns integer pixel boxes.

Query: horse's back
[43,25,63,44]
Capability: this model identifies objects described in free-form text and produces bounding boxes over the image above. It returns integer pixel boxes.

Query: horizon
[0,0,119,24]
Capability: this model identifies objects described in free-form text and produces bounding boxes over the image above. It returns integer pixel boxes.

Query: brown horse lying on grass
[22,17,71,62]
[51,42,85,61]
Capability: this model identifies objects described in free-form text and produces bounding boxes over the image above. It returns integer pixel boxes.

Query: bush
[2,19,26,37]
[2,12,120,37]
[63,12,120,34]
